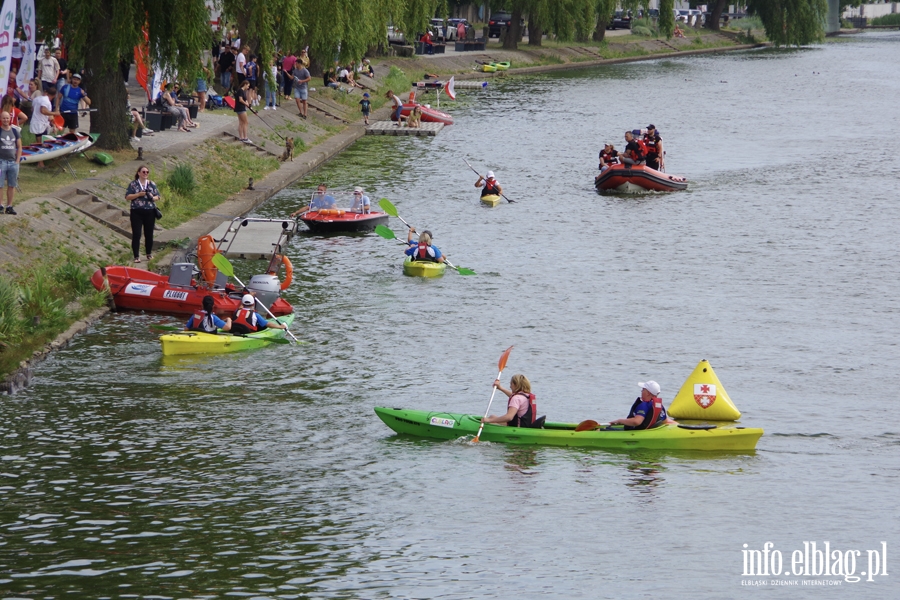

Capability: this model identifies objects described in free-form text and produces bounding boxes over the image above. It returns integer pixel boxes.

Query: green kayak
[374,407,763,451]
[403,257,446,278]
[159,314,295,355]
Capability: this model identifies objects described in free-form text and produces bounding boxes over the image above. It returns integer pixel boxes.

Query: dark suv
[608,10,632,29]
[488,11,513,37]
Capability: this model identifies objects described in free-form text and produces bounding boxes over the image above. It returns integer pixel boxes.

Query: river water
[2,33,899,598]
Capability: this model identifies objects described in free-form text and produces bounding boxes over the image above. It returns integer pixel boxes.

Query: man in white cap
[475,170,502,199]
[230,294,287,335]
[351,186,370,213]
[610,381,668,430]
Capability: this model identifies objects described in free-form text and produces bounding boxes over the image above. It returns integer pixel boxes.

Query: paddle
[574,419,612,432]
[211,253,299,344]
[473,346,514,443]
[374,225,475,275]
[377,198,412,230]
[250,108,286,141]
[463,159,515,203]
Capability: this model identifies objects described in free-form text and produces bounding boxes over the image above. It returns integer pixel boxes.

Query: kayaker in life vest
[482,374,539,428]
[621,131,645,166]
[231,294,288,335]
[405,228,445,263]
[610,381,669,430]
[643,124,663,170]
[185,295,232,333]
[475,170,502,198]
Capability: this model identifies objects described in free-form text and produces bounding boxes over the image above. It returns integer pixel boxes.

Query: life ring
[317,208,345,217]
[267,254,293,290]
[197,235,218,286]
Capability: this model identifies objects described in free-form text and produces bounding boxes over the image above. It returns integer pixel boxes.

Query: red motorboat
[298,190,389,234]
[91,265,293,316]
[594,163,688,193]
[91,223,294,316]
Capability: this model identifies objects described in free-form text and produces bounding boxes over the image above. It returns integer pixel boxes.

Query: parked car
[608,10,632,30]
[387,23,405,44]
[430,18,448,41]
[488,11,513,37]
[675,9,690,23]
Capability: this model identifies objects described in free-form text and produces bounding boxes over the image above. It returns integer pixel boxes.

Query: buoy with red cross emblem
[668,359,742,421]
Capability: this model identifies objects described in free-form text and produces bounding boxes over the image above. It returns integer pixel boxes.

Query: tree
[38,0,213,150]
[746,0,828,45]
[705,0,728,31]
[528,0,550,46]
[593,0,617,42]
[658,0,675,38]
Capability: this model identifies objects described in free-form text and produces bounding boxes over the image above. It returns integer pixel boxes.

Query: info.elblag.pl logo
[741,542,888,585]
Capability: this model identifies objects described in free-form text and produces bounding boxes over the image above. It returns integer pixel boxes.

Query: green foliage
[632,25,654,36]
[38,0,212,84]
[382,66,413,95]
[658,0,675,38]
[0,277,19,344]
[167,164,197,196]
[746,0,827,46]
[54,262,93,296]
[871,13,900,25]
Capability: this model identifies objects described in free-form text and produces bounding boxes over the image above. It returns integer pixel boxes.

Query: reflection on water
[2,35,900,598]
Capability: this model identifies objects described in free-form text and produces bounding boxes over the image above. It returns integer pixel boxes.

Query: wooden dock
[366,121,444,136]
[208,219,296,259]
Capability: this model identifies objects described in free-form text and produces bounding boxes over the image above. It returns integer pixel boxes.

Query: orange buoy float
[197,235,218,286]
[267,254,293,290]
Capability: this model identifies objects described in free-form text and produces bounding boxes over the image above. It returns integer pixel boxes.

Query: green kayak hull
[159,314,295,355]
[374,407,763,451]
[403,257,446,277]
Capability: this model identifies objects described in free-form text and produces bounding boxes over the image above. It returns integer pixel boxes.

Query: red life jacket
[189,310,218,334]
[509,392,537,428]
[636,139,650,157]
[415,242,438,262]
[599,150,619,166]
[484,178,499,194]
[625,396,666,430]
[643,135,659,159]
[232,308,259,333]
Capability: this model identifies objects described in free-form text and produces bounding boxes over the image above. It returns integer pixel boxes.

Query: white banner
[0,0,17,89]
[16,0,34,88]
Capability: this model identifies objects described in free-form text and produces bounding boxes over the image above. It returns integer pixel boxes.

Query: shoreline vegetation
[0,28,776,385]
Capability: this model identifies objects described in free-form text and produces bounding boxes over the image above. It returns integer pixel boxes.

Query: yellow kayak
[480,194,502,207]
[159,314,295,355]
[403,257,446,278]
[480,64,498,73]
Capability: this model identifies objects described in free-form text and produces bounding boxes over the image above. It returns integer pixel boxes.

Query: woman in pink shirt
[482,374,538,428]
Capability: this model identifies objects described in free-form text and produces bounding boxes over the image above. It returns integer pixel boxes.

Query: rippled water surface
[2,34,900,598]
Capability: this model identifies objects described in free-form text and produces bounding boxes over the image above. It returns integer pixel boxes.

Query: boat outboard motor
[246,274,281,310]
[168,263,194,287]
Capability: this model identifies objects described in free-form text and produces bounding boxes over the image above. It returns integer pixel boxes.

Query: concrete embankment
[2,32,760,390]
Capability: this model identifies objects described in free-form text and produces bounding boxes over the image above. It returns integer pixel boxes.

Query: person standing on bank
[0,111,22,215]
[234,79,251,143]
[56,72,90,134]
[125,165,161,263]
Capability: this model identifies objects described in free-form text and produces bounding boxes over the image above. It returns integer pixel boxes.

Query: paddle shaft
[229,272,298,344]
[473,369,504,443]
[464,159,515,203]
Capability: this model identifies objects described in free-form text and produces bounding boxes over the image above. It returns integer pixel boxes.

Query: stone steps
[56,189,133,238]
